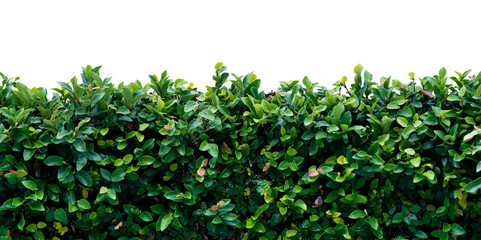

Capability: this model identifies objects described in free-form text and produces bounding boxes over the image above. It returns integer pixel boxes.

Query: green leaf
[253,204,269,220]
[117,106,130,115]
[44,156,64,166]
[139,123,149,131]
[212,216,223,224]
[459,86,466,97]
[302,76,312,90]
[54,208,67,223]
[286,229,297,237]
[413,230,428,239]
[392,212,403,223]
[33,231,45,240]
[22,180,37,191]
[366,217,378,230]
[354,195,368,204]
[450,223,466,235]
[17,214,25,231]
[354,63,362,74]
[215,62,224,71]
[138,155,155,166]
[28,201,45,211]
[410,157,421,167]
[294,199,307,211]
[73,139,87,152]
[100,128,109,136]
[246,217,257,228]
[136,132,145,142]
[404,148,415,155]
[199,140,210,151]
[332,103,344,119]
[442,223,451,232]
[208,143,219,158]
[139,212,154,222]
[100,186,108,194]
[23,149,35,161]
[184,101,198,113]
[75,171,93,187]
[464,177,481,193]
[349,210,366,219]
[397,117,408,128]
[164,190,183,201]
[223,213,238,221]
[37,222,47,229]
[77,199,91,210]
[279,207,287,215]
[157,214,173,232]
[287,147,297,156]
[106,189,117,200]
[57,166,72,182]
[324,190,339,203]
[422,170,435,180]
[26,223,37,233]
[56,129,70,139]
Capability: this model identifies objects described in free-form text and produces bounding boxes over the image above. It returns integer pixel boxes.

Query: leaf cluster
[1,64,481,239]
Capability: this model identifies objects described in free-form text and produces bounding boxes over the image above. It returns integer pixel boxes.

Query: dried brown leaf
[419,90,434,99]
[210,205,218,211]
[309,169,319,177]
[263,163,271,172]
[313,196,323,208]
[197,168,206,177]
[114,221,123,230]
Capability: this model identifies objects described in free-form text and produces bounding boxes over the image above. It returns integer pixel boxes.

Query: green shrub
[1,64,481,239]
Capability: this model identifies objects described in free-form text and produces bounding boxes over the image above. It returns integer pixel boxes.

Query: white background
[1,0,481,93]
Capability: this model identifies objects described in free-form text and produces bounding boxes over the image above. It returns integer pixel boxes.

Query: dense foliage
[1,63,481,240]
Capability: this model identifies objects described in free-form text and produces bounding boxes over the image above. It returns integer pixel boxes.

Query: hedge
[1,63,481,240]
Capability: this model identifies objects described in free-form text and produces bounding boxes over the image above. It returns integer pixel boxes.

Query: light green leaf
[139,123,149,131]
[157,214,173,232]
[199,140,210,151]
[404,148,415,155]
[100,186,108,194]
[397,117,408,127]
[410,157,421,167]
[136,132,145,142]
[450,223,466,235]
[294,199,307,211]
[348,210,366,219]
[77,199,91,210]
[22,180,37,191]
[423,170,435,180]
[366,217,378,230]
[184,101,198,113]
[253,204,269,220]
[17,214,25,231]
[464,177,481,193]
[138,155,155,166]
[100,128,109,136]
[286,229,297,237]
[354,64,362,74]
[287,147,297,156]
[214,62,224,71]
[26,223,37,233]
